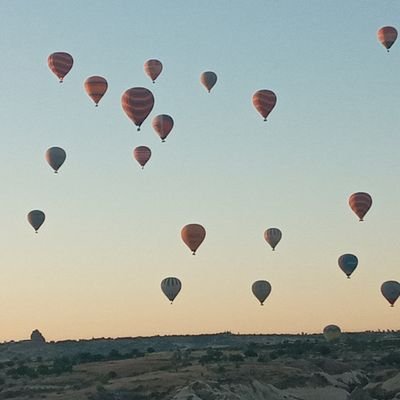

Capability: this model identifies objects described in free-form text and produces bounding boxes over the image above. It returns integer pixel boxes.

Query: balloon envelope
[338,254,358,278]
[45,147,66,173]
[144,59,163,83]
[381,281,400,307]
[323,325,341,342]
[161,277,182,303]
[181,224,206,255]
[133,146,151,169]
[47,52,73,82]
[84,76,108,106]
[252,280,272,305]
[152,114,174,142]
[349,192,372,221]
[121,87,155,131]
[200,71,217,92]
[252,90,277,121]
[27,210,45,233]
[377,26,398,51]
[264,228,282,250]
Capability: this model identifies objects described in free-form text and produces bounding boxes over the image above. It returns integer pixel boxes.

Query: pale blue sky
[0,1,398,341]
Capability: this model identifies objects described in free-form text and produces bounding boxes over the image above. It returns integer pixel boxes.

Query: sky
[0,0,398,341]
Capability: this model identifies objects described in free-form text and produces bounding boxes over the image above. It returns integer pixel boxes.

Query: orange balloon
[348,192,372,221]
[181,224,206,255]
[200,71,217,93]
[133,146,151,169]
[121,87,155,131]
[48,52,73,83]
[144,59,163,83]
[377,26,398,52]
[252,90,277,121]
[84,76,108,106]
[152,114,174,142]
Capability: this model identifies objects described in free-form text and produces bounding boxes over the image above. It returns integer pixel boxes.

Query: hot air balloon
[252,90,277,121]
[121,87,155,131]
[323,325,341,342]
[200,71,217,93]
[84,76,108,106]
[338,254,358,279]
[152,114,174,142]
[47,52,73,83]
[377,26,398,52]
[252,280,272,306]
[45,147,66,173]
[27,210,45,233]
[161,277,182,304]
[264,228,282,251]
[181,224,206,255]
[133,146,151,169]
[144,59,163,83]
[381,281,400,307]
[349,192,372,221]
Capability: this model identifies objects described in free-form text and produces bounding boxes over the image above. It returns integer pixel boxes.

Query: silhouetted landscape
[0,330,399,399]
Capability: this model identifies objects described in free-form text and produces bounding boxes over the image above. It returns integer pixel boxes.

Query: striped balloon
[84,76,108,106]
[348,192,372,221]
[252,90,277,121]
[264,228,282,251]
[133,146,151,169]
[377,26,398,52]
[152,114,174,142]
[200,71,217,93]
[181,224,206,255]
[144,59,163,83]
[252,280,272,306]
[45,147,66,173]
[121,87,155,131]
[27,210,45,233]
[338,254,358,279]
[161,277,182,303]
[47,52,73,83]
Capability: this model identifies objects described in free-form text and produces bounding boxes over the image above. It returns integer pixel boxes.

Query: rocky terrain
[0,331,398,399]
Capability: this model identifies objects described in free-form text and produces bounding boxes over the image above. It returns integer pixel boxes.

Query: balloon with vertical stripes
[348,192,372,221]
[47,52,73,83]
[121,87,155,131]
[144,59,163,83]
[152,114,174,142]
[252,90,277,121]
[133,146,151,169]
[377,26,398,52]
[84,76,108,106]
[264,228,282,251]
[161,277,182,304]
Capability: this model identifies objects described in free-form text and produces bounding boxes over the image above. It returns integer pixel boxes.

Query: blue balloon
[338,254,358,278]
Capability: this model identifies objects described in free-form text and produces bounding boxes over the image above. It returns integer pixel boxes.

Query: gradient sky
[0,0,399,341]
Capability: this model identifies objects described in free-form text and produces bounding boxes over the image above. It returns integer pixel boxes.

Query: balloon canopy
[47,52,73,83]
[161,277,182,303]
[252,280,272,305]
[181,224,206,255]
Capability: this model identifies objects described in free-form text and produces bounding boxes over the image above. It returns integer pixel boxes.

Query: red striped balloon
[84,76,108,106]
[349,192,372,221]
[47,52,73,83]
[121,87,155,131]
[152,114,174,142]
[144,59,163,83]
[252,90,277,121]
[264,228,282,251]
[133,146,151,169]
[200,71,217,93]
[377,26,398,52]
